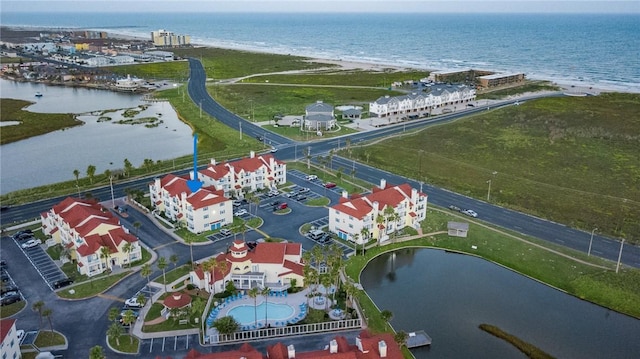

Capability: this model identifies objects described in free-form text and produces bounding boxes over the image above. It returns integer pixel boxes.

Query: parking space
[309,216,329,229]
[206,231,232,242]
[139,334,199,354]
[14,238,67,290]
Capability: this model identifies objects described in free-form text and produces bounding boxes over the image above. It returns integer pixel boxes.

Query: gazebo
[162,291,192,318]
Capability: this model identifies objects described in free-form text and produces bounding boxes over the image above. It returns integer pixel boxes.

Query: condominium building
[149,174,233,234]
[369,84,476,118]
[197,151,287,198]
[41,197,142,277]
[151,29,190,47]
[477,72,526,89]
[329,179,428,244]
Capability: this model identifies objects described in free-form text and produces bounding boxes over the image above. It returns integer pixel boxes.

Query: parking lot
[139,333,200,354]
[13,237,68,290]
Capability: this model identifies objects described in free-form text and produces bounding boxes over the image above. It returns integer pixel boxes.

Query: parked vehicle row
[306,230,333,245]
[448,205,478,218]
[0,266,23,306]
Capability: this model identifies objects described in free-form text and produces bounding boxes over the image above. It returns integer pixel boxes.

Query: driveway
[14,237,67,290]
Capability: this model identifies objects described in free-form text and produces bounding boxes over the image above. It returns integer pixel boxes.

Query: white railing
[206,319,362,345]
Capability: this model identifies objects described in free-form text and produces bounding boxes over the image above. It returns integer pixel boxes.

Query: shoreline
[1,25,636,95]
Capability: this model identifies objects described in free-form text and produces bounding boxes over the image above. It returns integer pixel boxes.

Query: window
[204,214,209,219]
[203,206,208,211]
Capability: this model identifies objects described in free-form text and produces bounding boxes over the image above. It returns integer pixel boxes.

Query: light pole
[76,184,81,198]
[616,239,625,274]
[239,121,243,140]
[587,228,597,256]
[199,100,202,119]
[109,175,115,208]
[487,171,498,202]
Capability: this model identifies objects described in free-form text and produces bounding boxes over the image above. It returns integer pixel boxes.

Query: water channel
[0,79,193,194]
[360,249,640,358]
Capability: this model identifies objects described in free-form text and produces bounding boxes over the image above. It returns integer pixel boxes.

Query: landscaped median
[56,271,131,299]
[343,208,640,340]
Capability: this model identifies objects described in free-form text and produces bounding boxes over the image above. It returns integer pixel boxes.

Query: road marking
[555,238,565,243]
[149,338,154,353]
[153,242,179,250]
[97,294,125,302]
[592,250,603,255]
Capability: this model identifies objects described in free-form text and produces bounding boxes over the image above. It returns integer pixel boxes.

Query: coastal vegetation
[341,93,640,242]
[0,98,81,145]
[479,324,555,359]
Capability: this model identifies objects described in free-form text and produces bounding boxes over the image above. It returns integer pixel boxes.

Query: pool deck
[207,287,313,334]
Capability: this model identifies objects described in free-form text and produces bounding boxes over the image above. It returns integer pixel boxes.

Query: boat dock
[406,330,432,348]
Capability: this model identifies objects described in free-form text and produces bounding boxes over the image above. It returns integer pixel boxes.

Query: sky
[2,0,639,13]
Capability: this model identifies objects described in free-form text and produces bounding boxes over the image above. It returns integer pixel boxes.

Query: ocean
[1,12,639,92]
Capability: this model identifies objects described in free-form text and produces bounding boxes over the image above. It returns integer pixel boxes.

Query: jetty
[406,330,432,348]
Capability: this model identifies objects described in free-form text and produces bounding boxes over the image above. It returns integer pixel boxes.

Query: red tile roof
[0,318,16,343]
[163,292,192,309]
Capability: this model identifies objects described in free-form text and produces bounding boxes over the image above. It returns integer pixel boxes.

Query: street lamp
[109,175,115,208]
[199,100,202,119]
[587,228,597,256]
[616,239,625,274]
[487,171,498,202]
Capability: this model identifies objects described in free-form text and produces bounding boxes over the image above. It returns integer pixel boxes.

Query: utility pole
[109,175,115,208]
[587,228,597,256]
[239,121,243,140]
[199,100,202,119]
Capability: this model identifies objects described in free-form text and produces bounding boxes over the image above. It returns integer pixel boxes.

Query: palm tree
[99,245,111,272]
[32,300,44,329]
[42,307,54,332]
[360,227,370,255]
[121,309,137,344]
[107,321,124,346]
[391,211,401,241]
[157,257,168,292]
[73,169,80,184]
[343,281,357,308]
[108,307,121,322]
[122,242,133,268]
[352,233,360,255]
[184,236,194,269]
[170,254,179,268]
[248,287,259,327]
[141,263,152,289]
[375,214,385,246]
[86,164,96,184]
[261,286,270,326]
[394,331,409,348]
[133,221,141,237]
[211,259,228,295]
[380,309,393,323]
[89,345,106,359]
[383,206,395,239]
[124,158,133,177]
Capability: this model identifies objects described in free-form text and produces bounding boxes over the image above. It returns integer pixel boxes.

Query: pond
[360,249,640,359]
[0,79,193,194]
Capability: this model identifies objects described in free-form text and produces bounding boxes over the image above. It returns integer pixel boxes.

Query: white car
[16,329,25,343]
[462,209,478,218]
[270,147,278,153]
[234,209,248,217]
[268,190,279,197]
[124,297,144,308]
[21,239,40,249]
[298,187,310,193]
[305,175,318,181]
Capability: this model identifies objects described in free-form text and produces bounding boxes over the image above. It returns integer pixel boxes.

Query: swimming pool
[227,302,295,325]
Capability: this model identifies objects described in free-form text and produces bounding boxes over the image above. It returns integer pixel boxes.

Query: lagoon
[0,79,193,195]
[360,249,640,358]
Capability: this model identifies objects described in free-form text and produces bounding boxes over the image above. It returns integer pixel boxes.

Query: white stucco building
[197,151,286,198]
[369,84,476,118]
[328,179,428,244]
[149,174,234,234]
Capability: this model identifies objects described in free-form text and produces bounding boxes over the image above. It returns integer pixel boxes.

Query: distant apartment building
[427,68,494,83]
[41,198,142,277]
[477,72,526,89]
[144,50,174,61]
[149,174,234,234]
[369,84,476,118]
[329,179,428,244]
[151,29,190,47]
[197,151,287,198]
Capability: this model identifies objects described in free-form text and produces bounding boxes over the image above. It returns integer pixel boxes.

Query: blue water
[227,302,295,325]
[2,12,639,92]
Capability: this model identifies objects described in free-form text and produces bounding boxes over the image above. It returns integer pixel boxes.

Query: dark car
[0,293,21,306]
[271,200,281,207]
[0,260,6,269]
[52,278,74,289]
[448,205,461,212]
[1,285,18,295]
[256,135,264,142]
[324,182,337,189]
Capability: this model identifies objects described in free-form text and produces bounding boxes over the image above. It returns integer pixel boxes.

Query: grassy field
[242,69,427,87]
[476,80,560,99]
[0,98,81,145]
[343,93,640,242]
[57,272,131,299]
[105,60,190,81]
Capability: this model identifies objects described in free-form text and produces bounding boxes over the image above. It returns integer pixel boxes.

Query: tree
[86,164,96,184]
[73,169,80,184]
[107,321,124,346]
[394,330,409,348]
[100,246,111,272]
[42,307,54,332]
[375,214,385,246]
[124,158,133,177]
[321,274,332,311]
[141,263,152,288]
[108,307,121,322]
[122,242,133,268]
[248,287,260,326]
[360,227,370,256]
[104,169,111,180]
[32,300,45,329]
[133,221,141,237]
[157,257,168,292]
[121,309,137,344]
[261,286,270,326]
[213,316,240,337]
[190,297,206,323]
[89,345,106,359]
[380,309,393,323]
[170,254,179,268]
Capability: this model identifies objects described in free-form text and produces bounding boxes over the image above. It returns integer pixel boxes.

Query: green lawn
[108,334,139,353]
[34,330,66,347]
[0,301,26,318]
[342,93,640,242]
[57,272,131,299]
[155,264,191,285]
